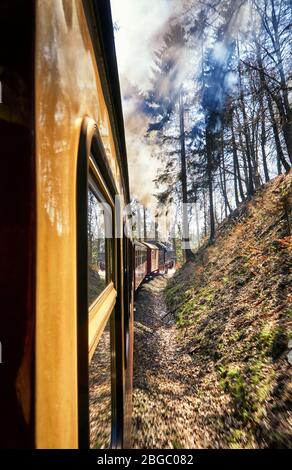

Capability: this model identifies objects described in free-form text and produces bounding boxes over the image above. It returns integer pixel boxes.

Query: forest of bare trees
[142,0,291,256]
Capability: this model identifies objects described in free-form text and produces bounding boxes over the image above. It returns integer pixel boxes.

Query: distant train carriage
[134,241,147,290]
[146,240,175,274]
[151,241,169,274]
[143,242,159,277]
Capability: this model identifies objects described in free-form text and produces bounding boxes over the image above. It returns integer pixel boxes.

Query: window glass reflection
[88,186,111,305]
[89,317,112,448]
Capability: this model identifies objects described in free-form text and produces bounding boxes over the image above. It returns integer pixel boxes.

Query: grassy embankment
[165,172,292,448]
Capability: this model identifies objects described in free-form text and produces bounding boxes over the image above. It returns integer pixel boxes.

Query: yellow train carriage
[0,0,133,449]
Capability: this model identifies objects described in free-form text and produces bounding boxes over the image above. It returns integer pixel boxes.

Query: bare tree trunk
[268,96,290,172]
[259,94,270,182]
[195,202,200,248]
[253,43,270,181]
[231,111,245,202]
[277,153,282,175]
[270,0,292,160]
[259,0,292,163]
[154,210,159,241]
[137,205,142,241]
[235,106,249,194]
[233,156,240,207]
[237,52,255,197]
[270,91,292,164]
[219,159,231,217]
[172,236,177,265]
[143,206,147,241]
[248,73,261,189]
[206,127,216,242]
[203,188,207,238]
[179,90,194,260]
[254,116,262,188]
[231,116,239,207]
[220,129,231,216]
[256,49,290,171]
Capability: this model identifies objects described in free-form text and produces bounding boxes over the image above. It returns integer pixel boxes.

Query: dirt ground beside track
[132,273,233,449]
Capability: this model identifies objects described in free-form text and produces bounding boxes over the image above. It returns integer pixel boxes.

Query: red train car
[134,241,147,291]
[146,240,174,274]
[143,242,159,277]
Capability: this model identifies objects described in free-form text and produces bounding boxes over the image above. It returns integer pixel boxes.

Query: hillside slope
[166,172,292,448]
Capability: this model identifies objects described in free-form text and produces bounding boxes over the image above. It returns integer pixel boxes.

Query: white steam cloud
[111,0,178,205]
[111,0,174,91]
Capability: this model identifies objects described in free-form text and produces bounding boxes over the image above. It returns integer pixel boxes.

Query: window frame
[87,156,117,361]
[77,118,120,449]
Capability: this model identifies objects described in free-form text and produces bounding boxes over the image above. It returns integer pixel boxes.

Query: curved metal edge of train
[0,0,133,449]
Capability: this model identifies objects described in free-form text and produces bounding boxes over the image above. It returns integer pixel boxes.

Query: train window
[88,176,112,306]
[89,315,112,448]
[86,155,117,450]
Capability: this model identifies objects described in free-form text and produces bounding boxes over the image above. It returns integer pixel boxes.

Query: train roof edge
[83,0,130,204]
[147,240,171,251]
[142,242,159,250]
[133,240,148,249]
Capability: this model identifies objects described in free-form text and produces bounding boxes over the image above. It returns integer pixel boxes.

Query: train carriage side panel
[152,247,159,274]
[152,241,168,273]
[0,0,132,449]
[143,242,159,275]
[35,0,131,449]
[134,241,147,290]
